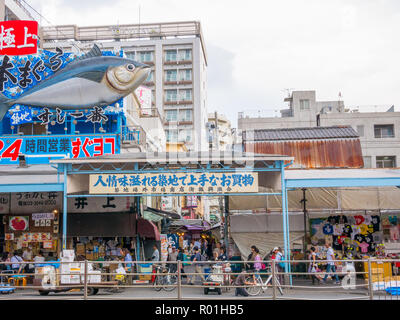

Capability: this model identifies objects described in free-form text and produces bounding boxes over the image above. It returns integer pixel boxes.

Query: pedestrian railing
[0,258,399,300]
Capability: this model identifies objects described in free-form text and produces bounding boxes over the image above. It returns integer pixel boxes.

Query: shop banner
[67,196,133,213]
[135,86,152,113]
[89,172,259,194]
[9,216,29,231]
[0,192,62,214]
[167,234,179,248]
[160,234,169,262]
[0,20,38,55]
[0,135,117,164]
[32,213,54,220]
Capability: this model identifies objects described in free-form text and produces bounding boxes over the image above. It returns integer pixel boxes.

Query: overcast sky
[27,0,400,126]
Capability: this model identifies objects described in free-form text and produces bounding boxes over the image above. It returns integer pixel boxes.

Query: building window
[138,51,153,62]
[166,130,178,142]
[179,109,192,121]
[376,156,396,168]
[165,50,177,62]
[166,110,178,122]
[363,156,371,168]
[299,99,310,110]
[179,69,192,81]
[165,89,177,102]
[179,129,192,142]
[146,71,154,82]
[165,70,177,82]
[374,124,394,138]
[179,89,192,101]
[178,49,192,61]
[356,125,364,137]
[125,52,135,60]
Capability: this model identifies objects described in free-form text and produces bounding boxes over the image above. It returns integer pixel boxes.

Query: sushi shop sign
[0,134,118,164]
[89,172,259,194]
[0,21,152,164]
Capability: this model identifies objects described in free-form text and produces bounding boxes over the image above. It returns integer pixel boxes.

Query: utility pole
[214,111,219,151]
[300,188,307,258]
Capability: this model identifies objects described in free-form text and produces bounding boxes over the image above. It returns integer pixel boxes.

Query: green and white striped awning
[143,210,164,222]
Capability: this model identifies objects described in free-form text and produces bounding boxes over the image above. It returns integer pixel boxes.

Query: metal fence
[0,259,399,300]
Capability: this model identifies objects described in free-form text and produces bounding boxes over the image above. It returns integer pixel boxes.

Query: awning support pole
[136,198,141,261]
[224,195,229,251]
[62,164,68,250]
[280,161,290,283]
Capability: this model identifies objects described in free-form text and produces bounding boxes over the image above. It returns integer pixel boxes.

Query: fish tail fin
[0,94,12,121]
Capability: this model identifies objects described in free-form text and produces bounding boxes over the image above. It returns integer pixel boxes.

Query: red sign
[0,20,38,56]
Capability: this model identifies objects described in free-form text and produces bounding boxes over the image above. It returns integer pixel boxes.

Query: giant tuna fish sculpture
[0,44,151,120]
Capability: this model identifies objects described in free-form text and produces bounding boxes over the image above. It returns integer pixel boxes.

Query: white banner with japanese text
[89,172,259,194]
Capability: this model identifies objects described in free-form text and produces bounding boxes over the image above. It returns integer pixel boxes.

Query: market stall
[308,212,400,282]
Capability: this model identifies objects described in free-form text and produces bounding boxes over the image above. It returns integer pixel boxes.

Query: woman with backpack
[273,247,285,285]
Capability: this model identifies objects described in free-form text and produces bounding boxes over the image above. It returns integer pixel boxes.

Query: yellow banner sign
[89,172,258,194]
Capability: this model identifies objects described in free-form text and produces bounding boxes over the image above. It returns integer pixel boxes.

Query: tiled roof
[243,126,359,141]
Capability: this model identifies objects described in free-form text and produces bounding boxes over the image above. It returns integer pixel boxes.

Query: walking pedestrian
[309,247,322,285]
[322,243,340,284]
[189,247,205,285]
[250,246,262,284]
[120,248,133,284]
[167,247,178,273]
[273,247,285,285]
[177,247,187,282]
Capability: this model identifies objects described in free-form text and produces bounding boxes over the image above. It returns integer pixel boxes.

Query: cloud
[26,0,400,125]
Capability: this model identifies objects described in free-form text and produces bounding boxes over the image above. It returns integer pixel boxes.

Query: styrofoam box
[60,276,71,284]
[69,275,81,284]
[89,271,101,283]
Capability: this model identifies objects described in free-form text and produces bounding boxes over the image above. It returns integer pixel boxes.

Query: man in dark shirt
[189,247,205,285]
[234,270,252,296]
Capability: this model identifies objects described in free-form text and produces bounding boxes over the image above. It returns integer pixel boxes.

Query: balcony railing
[139,107,161,118]
[121,125,145,146]
[40,21,202,41]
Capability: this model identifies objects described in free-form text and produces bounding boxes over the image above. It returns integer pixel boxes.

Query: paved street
[0,279,396,300]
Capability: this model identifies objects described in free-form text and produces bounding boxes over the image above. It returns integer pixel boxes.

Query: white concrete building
[207,112,234,151]
[40,21,208,151]
[0,0,36,21]
[238,90,400,168]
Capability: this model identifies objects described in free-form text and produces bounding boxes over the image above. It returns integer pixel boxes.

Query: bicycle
[153,265,177,292]
[244,265,283,296]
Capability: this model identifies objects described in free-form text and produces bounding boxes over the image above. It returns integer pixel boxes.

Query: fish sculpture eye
[126,64,135,71]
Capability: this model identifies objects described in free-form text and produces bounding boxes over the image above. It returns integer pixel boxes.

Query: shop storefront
[308,211,400,272]
[1,190,63,258]
[4,211,60,257]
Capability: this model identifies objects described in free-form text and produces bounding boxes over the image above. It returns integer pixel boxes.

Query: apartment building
[0,0,35,21]
[207,112,234,151]
[238,90,400,168]
[40,21,208,151]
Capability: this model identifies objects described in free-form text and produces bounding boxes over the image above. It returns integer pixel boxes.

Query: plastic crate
[138,263,153,274]
[386,287,400,296]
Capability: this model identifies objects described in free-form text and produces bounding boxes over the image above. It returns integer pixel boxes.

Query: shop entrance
[53,151,294,268]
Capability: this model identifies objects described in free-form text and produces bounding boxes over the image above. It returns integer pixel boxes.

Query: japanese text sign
[0,135,117,164]
[0,20,38,55]
[89,172,259,194]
